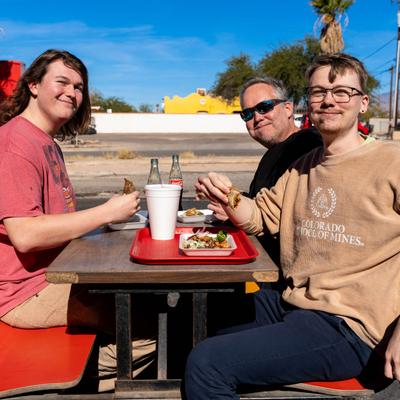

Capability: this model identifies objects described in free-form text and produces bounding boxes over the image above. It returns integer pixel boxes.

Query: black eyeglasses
[306,86,364,103]
[240,99,287,122]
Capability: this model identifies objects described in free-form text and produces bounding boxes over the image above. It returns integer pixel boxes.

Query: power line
[362,37,396,61]
[376,68,392,76]
[371,58,396,72]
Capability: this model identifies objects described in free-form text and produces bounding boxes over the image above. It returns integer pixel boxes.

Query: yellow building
[163,88,241,114]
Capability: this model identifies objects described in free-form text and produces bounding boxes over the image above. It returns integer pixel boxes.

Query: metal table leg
[158,311,168,379]
[192,292,208,346]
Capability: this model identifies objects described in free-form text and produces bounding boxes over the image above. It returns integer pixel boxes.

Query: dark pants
[184,289,372,400]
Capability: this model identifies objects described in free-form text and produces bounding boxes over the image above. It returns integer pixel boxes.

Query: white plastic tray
[177,209,213,223]
[108,211,148,230]
[179,233,236,256]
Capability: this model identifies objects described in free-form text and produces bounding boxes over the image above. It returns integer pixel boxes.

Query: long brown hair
[0,49,91,139]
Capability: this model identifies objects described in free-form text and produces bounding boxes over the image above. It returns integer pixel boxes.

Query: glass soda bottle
[147,158,162,184]
[169,154,183,210]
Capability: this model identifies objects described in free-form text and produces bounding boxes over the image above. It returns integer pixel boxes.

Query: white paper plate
[177,209,213,223]
[108,211,148,230]
[179,233,236,256]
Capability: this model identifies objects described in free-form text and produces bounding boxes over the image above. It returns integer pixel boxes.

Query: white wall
[93,113,247,134]
[369,118,389,135]
[92,113,390,136]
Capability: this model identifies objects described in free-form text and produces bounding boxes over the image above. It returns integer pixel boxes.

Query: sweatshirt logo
[295,186,365,247]
[310,187,336,219]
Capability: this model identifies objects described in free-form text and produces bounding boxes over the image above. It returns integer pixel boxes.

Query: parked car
[301,114,311,129]
[83,116,97,135]
[294,114,303,128]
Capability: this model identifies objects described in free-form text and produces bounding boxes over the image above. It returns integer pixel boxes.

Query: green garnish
[216,230,228,242]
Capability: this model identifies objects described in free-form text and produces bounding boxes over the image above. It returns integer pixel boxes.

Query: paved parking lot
[62,132,263,200]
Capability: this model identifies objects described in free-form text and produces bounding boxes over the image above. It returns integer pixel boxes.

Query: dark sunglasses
[240,99,287,122]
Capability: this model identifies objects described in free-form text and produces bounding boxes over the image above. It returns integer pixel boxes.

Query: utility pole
[389,65,394,127]
[392,1,400,139]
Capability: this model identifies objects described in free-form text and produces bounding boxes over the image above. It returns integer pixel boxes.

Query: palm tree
[310,0,354,54]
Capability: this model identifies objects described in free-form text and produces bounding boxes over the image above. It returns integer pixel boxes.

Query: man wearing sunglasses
[187,53,400,399]
[209,77,322,265]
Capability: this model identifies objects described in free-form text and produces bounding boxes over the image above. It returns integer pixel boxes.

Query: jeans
[184,289,372,400]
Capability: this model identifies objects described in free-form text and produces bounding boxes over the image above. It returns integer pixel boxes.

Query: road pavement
[66,132,265,157]
[61,132,263,200]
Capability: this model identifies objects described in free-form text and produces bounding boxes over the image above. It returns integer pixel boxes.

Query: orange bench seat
[239,378,375,398]
[0,321,96,398]
[288,378,374,397]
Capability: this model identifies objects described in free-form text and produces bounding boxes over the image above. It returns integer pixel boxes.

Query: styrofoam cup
[145,184,182,240]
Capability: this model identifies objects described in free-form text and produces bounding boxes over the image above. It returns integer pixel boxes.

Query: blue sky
[0,0,396,108]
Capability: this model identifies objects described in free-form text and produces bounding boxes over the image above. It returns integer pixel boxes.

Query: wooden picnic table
[46,226,279,399]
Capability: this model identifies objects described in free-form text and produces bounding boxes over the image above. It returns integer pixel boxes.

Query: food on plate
[182,230,231,249]
[216,230,228,242]
[227,187,241,209]
[183,208,204,217]
[123,178,136,194]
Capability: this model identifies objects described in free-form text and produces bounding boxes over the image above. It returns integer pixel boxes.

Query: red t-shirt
[0,116,76,317]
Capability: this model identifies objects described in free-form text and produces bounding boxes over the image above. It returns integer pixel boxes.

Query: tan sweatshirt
[240,140,400,348]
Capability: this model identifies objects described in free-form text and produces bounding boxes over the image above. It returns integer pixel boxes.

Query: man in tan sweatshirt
[185,53,399,400]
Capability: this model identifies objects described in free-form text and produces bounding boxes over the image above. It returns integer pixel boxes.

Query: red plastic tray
[130,227,259,265]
